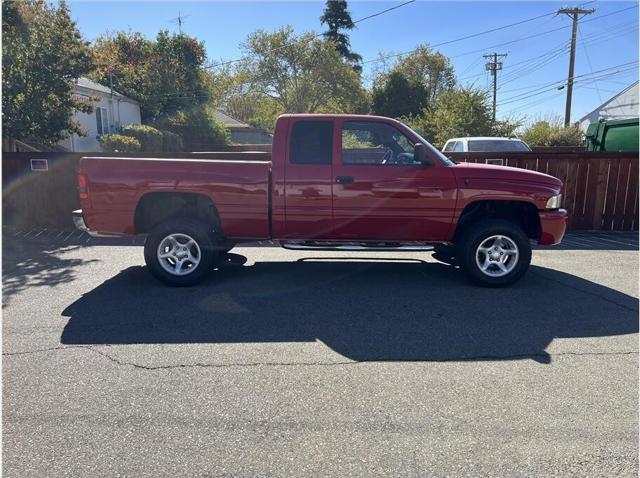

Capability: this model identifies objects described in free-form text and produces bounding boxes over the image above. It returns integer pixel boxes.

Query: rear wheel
[457,220,531,287]
[144,218,219,286]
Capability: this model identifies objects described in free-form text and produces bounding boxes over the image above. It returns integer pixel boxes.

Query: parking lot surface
[3,229,638,477]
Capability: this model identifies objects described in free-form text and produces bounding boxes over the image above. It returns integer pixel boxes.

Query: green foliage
[405,87,495,147]
[372,71,428,118]
[519,118,584,147]
[154,108,230,147]
[120,124,163,151]
[320,0,362,71]
[373,45,455,107]
[2,0,94,144]
[160,130,183,152]
[239,27,367,116]
[98,134,141,152]
[91,31,210,121]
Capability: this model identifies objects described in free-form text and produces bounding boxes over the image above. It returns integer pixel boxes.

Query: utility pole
[484,52,508,121]
[558,6,595,126]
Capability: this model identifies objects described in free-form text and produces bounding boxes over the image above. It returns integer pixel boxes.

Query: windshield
[467,140,531,152]
[405,125,455,166]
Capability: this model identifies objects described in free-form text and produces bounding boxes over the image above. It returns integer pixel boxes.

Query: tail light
[78,173,88,200]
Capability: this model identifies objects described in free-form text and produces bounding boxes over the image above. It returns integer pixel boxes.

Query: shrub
[120,124,163,151]
[98,134,141,152]
[155,108,230,148]
[161,130,183,152]
[519,117,584,147]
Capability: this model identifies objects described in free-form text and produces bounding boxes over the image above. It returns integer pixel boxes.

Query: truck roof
[279,113,400,122]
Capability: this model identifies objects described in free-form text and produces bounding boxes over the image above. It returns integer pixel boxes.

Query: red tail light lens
[78,173,88,200]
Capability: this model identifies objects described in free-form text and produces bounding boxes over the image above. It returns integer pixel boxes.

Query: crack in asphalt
[3,345,638,370]
[529,269,639,312]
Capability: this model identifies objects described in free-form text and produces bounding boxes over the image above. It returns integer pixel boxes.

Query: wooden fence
[448,151,638,231]
[2,150,638,231]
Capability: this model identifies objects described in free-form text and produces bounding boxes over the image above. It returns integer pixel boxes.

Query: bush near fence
[98,134,141,152]
[2,150,637,231]
[120,124,164,152]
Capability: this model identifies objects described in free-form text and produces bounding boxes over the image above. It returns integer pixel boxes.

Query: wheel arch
[453,199,541,243]
[134,191,221,235]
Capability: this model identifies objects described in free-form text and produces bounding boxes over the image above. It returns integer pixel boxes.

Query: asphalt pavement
[3,230,638,477]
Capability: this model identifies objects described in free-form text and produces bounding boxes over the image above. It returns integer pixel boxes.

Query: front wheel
[457,220,531,287]
[144,218,218,286]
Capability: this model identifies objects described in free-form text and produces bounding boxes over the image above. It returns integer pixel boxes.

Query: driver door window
[341,121,419,165]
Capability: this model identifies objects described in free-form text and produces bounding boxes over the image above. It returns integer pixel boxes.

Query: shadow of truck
[61,258,638,363]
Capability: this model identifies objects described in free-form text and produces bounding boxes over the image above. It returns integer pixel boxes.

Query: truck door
[283,119,335,239]
[331,119,457,242]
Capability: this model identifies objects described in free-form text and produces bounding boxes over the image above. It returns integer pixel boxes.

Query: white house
[578,81,639,132]
[58,77,141,152]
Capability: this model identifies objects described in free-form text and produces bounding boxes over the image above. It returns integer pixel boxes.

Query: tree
[91,31,210,121]
[2,0,94,144]
[239,27,368,117]
[519,118,584,147]
[377,45,455,104]
[371,71,428,118]
[320,0,362,71]
[406,87,495,147]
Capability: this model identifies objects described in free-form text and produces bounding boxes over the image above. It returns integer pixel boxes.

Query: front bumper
[538,208,568,245]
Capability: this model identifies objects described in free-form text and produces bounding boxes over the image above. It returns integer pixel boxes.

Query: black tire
[144,218,219,286]
[456,219,531,287]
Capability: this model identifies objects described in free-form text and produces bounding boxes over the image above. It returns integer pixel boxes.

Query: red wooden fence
[2,150,638,231]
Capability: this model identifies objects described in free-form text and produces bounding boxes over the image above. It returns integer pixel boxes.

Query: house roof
[75,77,139,103]
[212,108,251,128]
[579,81,639,123]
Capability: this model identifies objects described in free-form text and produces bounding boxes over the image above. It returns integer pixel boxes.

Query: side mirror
[414,143,431,165]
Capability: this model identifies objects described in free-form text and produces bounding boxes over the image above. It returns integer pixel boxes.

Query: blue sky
[66,1,638,123]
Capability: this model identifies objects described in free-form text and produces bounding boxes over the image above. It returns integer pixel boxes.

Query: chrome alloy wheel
[475,235,519,277]
[157,233,201,276]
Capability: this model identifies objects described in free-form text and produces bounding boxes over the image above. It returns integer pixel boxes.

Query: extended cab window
[290,120,333,165]
[342,121,419,165]
[453,141,464,152]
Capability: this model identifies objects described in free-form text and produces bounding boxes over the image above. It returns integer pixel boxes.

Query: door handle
[336,176,354,184]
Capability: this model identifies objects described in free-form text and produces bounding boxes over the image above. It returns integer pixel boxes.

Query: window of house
[96,107,109,136]
[341,121,418,165]
[289,121,333,165]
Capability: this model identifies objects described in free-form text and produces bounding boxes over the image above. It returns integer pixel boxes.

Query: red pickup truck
[74,114,567,287]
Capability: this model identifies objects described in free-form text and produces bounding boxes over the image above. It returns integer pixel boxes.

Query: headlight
[546,194,562,209]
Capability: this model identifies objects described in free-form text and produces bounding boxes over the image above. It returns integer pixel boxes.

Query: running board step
[281,242,435,252]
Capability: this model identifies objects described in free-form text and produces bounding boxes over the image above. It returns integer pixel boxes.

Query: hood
[452,161,562,187]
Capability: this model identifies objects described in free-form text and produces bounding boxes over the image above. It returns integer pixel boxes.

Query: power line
[578,24,603,104]
[497,62,639,106]
[458,19,637,84]
[364,3,636,68]
[205,0,416,70]
[363,9,557,65]
[499,61,639,102]
[352,0,415,25]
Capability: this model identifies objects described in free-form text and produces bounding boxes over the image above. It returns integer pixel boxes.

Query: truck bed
[79,155,272,239]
